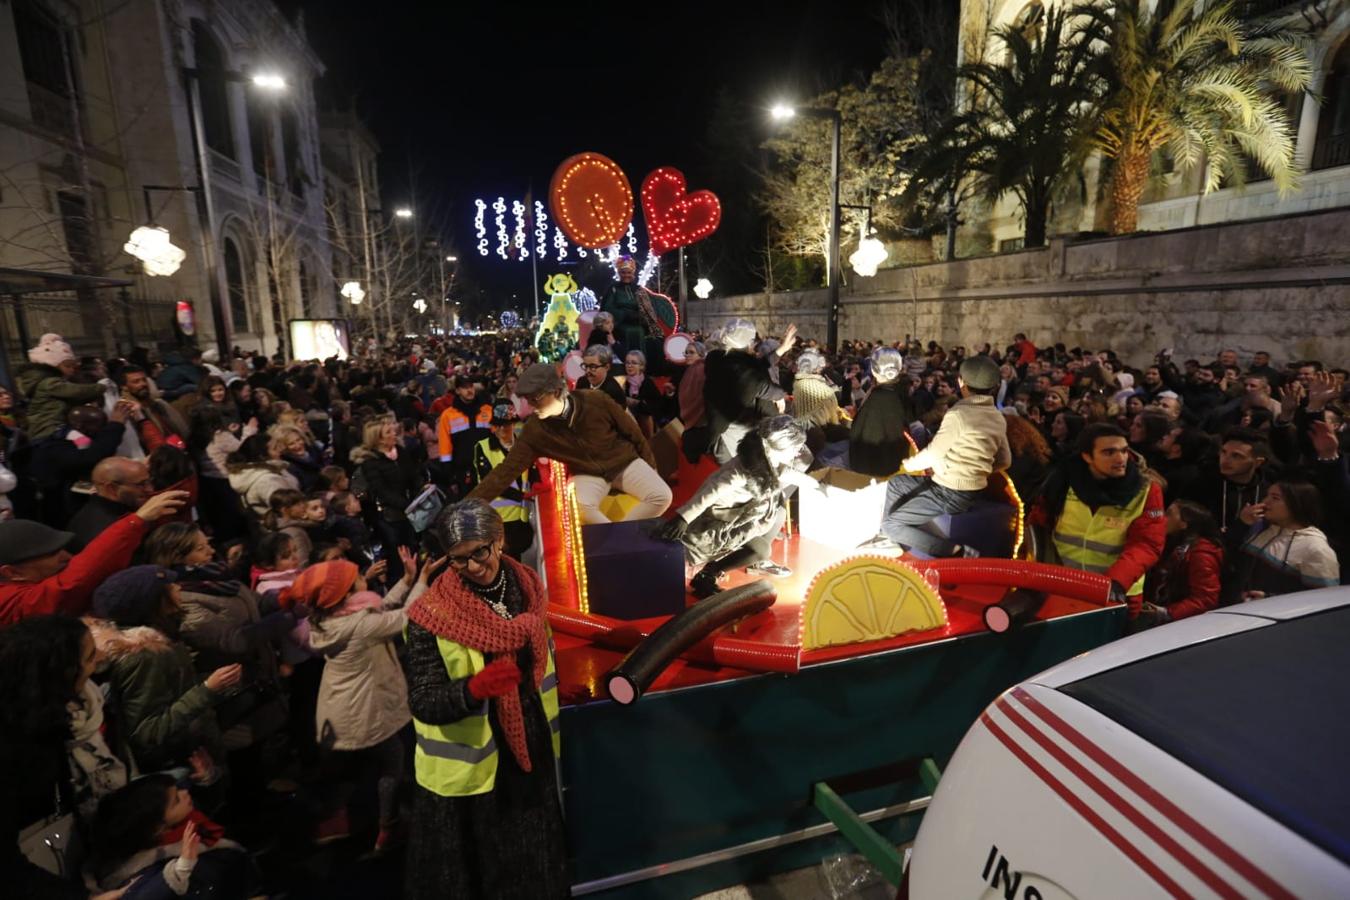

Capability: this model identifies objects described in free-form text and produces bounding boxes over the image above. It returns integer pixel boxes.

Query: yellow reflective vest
[1052,483,1150,596]
[472,437,529,524]
[410,631,560,797]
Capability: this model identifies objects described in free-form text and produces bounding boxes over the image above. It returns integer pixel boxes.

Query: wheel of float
[800,555,948,650]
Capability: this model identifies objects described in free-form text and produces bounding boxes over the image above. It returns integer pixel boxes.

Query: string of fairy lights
[473,194,660,286]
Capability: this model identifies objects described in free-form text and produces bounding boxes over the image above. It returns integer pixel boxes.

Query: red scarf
[160,809,225,848]
[406,556,550,772]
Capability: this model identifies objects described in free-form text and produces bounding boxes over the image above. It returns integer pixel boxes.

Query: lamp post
[440,255,457,336]
[770,102,842,352]
[180,66,286,359]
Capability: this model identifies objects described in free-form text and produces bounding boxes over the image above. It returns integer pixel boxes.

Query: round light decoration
[124,225,186,277]
[693,277,714,300]
[640,167,722,256]
[500,310,521,329]
[849,235,889,278]
[548,152,633,249]
[340,281,365,305]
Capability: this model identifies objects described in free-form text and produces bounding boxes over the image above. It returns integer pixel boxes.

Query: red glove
[467,658,522,701]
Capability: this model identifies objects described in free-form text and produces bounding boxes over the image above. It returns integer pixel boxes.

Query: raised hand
[1307,370,1336,411]
[364,559,389,584]
[418,555,449,585]
[135,490,189,522]
[1277,382,1304,422]
[1310,419,1340,460]
[180,820,200,864]
[399,546,419,586]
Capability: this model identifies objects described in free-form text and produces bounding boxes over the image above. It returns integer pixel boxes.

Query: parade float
[488,153,1127,897]
[531,460,1124,898]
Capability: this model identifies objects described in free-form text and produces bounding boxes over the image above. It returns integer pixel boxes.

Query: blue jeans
[880,474,980,557]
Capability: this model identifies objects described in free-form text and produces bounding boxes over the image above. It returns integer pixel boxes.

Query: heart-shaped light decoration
[641,167,722,256]
[548,152,633,249]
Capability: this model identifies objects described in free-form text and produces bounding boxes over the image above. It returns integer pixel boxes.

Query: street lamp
[394,207,414,219]
[125,225,187,276]
[340,281,365,305]
[693,277,714,300]
[769,102,842,352]
[445,255,457,262]
[250,73,287,91]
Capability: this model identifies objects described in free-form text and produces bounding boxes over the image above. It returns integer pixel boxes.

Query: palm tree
[900,5,1103,249]
[1079,0,1313,235]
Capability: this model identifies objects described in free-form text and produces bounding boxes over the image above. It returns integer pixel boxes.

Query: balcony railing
[209,149,241,184]
[1311,134,1350,171]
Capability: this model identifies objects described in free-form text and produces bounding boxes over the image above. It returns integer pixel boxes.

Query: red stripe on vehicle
[979,712,1193,899]
[995,698,1243,899]
[1011,687,1296,900]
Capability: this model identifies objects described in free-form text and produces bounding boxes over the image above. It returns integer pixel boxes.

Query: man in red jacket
[0,490,186,626]
[1029,424,1165,617]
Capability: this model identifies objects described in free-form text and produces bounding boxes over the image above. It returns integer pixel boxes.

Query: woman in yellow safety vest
[403,499,565,899]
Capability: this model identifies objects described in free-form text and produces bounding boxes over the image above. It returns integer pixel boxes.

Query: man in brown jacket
[467,363,672,524]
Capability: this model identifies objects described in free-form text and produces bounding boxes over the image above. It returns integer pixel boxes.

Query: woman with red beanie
[403,499,567,899]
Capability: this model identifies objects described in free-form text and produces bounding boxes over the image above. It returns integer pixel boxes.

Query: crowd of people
[1,317,1345,898]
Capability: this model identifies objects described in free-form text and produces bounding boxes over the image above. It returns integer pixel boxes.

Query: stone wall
[687,206,1350,365]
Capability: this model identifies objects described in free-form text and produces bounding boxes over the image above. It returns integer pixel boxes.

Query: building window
[223,237,251,333]
[1313,40,1350,171]
[14,0,77,136]
[191,21,234,160]
[247,97,270,184]
[999,237,1025,253]
[298,258,311,317]
[281,106,305,197]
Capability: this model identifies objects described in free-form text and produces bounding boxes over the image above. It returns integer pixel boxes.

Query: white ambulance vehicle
[907,590,1350,899]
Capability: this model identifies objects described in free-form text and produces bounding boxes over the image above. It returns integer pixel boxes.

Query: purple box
[581,520,688,620]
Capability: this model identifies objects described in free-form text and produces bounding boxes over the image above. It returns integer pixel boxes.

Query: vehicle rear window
[1061,606,1350,866]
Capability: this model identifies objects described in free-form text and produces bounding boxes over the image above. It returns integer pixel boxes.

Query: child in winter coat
[290,551,444,853]
[1138,500,1225,628]
[326,490,374,563]
[87,773,256,899]
[264,488,316,564]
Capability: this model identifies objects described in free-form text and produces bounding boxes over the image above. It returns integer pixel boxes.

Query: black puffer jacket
[702,350,785,451]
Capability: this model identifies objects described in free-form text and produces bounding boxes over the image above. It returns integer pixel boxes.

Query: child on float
[654,415,818,597]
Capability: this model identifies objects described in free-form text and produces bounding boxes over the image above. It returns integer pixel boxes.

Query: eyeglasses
[447,544,495,569]
[582,363,606,371]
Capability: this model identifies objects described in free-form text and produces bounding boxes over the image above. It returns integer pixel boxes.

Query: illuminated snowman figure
[534,273,582,361]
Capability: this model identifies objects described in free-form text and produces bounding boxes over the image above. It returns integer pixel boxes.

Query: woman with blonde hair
[270,422,323,491]
[351,415,425,580]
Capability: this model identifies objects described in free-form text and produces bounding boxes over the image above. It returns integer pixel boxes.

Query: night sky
[286,1,914,308]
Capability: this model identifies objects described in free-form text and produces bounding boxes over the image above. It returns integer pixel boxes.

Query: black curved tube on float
[983,589,1047,633]
[606,580,777,706]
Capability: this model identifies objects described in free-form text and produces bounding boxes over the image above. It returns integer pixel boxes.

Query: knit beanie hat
[959,356,1001,391]
[93,566,179,626]
[280,560,359,610]
[28,333,76,368]
[792,374,841,427]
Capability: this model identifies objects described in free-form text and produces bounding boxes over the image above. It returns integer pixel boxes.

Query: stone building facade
[0,0,337,360]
